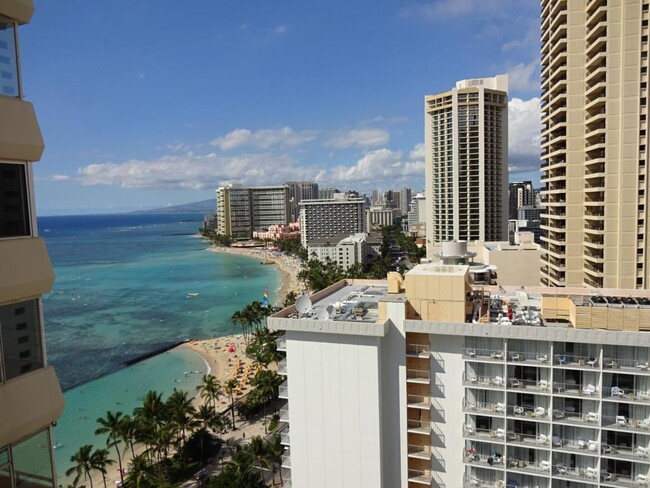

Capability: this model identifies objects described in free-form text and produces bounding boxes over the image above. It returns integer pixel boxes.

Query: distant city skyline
[26,0,541,215]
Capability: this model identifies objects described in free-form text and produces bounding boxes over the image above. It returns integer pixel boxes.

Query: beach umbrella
[228,345,235,353]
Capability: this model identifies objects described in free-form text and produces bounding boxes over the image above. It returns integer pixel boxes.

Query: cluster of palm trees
[214,434,285,487]
[67,388,223,487]
[231,301,280,344]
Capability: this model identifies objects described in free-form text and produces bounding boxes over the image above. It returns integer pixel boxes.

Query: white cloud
[401,0,522,21]
[507,59,540,92]
[328,148,424,184]
[409,143,425,160]
[325,128,390,149]
[274,25,287,35]
[76,153,324,190]
[508,97,541,173]
[36,174,71,182]
[210,127,317,151]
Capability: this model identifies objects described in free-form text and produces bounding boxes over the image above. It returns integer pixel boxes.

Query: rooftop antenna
[295,295,313,317]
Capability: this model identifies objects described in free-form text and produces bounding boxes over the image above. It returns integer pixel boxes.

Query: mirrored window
[0,163,30,238]
[0,19,18,97]
[0,300,43,381]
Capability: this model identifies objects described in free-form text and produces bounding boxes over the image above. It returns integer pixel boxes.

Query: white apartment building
[425,75,509,256]
[299,196,366,247]
[367,206,395,230]
[270,264,650,488]
[407,193,427,236]
[216,184,290,240]
[0,2,65,484]
[307,233,374,270]
[540,0,650,289]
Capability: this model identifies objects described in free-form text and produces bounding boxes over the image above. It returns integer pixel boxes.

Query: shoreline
[204,242,304,304]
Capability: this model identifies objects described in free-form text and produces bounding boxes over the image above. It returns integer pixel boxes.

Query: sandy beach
[206,244,304,304]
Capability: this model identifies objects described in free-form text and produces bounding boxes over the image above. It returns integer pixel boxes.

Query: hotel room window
[0,299,43,382]
[0,18,18,97]
[0,162,30,238]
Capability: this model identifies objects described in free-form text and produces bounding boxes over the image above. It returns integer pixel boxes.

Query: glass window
[0,163,30,238]
[0,19,18,97]
[11,430,54,487]
[0,300,43,381]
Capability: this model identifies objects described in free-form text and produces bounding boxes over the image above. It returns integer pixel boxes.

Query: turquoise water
[38,213,280,479]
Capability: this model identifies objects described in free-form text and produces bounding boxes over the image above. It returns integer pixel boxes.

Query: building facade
[509,181,535,220]
[367,206,395,230]
[270,264,650,488]
[425,75,509,255]
[216,185,290,240]
[284,181,319,221]
[0,2,65,484]
[540,0,650,289]
[299,196,366,247]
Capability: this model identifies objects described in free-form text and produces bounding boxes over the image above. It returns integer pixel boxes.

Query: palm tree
[267,433,285,486]
[134,390,166,426]
[66,444,95,488]
[119,415,138,460]
[195,404,219,464]
[94,411,125,485]
[90,448,114,488]
[252,369,282,411]
[197,374,221,410]
[226,443,254,475]
[166,389,198,460]
[231,309,249,343]
[127,454,156,488]
[248,436,272,478]
[224,379,238,429]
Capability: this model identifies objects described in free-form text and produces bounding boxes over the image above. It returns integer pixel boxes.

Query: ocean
[38,213,279,479]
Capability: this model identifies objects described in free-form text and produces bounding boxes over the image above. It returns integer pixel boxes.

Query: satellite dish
[317,308,330,321]
[325,305,334,316]
[295,295,313,315]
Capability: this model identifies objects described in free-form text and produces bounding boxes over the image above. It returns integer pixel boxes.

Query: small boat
[187,292,200,297]
[260,259,275,265]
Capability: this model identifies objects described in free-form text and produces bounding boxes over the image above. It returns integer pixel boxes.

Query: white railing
[553,353,600,367]
[280,406,290,422]
[406,344,430,356]
[408,444,431,457]
[464,348,505,360]
[406,369,431,382]
[278,358,287,374]
[407,394,431,407]
[279,381,288,398]
[277,337,286,351]
[407,420,431,433]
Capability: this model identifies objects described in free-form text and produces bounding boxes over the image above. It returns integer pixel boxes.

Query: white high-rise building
[425,75,509,257]
[540,0,650,289]
[270,264,650,488]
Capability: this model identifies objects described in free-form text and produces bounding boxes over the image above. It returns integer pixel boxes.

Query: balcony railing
[408,469,433,484]
[279,381,288,399]
[407,394,431,409]
[508,405,550,420]
[280,429,290,445]
[463,348,505,361]
[406,369,431,383]
[407,444,432,459]
[406,343,430,357]
[507,351,551,363]
[600,442,650,462]
[463,399,505,415]
[278,358,287,375]
[554,382,600,397]
[603,385,650,402]
[279,406,290,422]
[505,431,550,446]
[281,454,291,468]
[507,378,552,392]
[552,409,599,425]
[277,337,286,351]
[407,420,431,435]
[602,415,650,431]
[463,373,506,389]
[603,357,650,371]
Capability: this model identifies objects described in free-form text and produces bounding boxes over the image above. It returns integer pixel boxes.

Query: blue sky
[23,0,541,215]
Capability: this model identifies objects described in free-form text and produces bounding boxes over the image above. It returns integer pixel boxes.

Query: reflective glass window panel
[0,300,43,381]
[12,430,54,487]
[0,163,30,238]
[0,19,18,97]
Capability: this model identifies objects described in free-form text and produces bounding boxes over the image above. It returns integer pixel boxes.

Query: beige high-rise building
[424,75,509,258]
[0,1,65,484]
[540,0,650,289]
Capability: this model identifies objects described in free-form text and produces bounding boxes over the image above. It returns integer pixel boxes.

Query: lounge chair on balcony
[557,354,568,365]
[616,415,630,428]
[605,359,619,369]
[578,438,588,449]
[556,465,568,475]
[509,353,522,361]
[536,434,549,445]
[635,446,650,458]
[637,390,650,401]
[537,379,549,390]
[637,361,650,371]
[464,425,475,435]
[491,351,505,360]
[492,376,504,387]
[552,436,565,447]
[611,386,625,398]
[466,349,476,358]
[583,384,597,396]
[494,402,505,413]
[586,412,599,423]
[587,440,598,452]
[467,374,478,383]
[513,405,524,415]
[536,354,548,363]
[586,357,599,368]
[539,460,550,471]
[640,418,650,430]
[553,409,564,420]
[585,467,598,479]
[635,474,649,485]
[494,428,505,439]
[533,406,547,418]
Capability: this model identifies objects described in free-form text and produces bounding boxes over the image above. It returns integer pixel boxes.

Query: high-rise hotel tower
[425,75,509,258]
[0,1,64,484]
[540,0,650,289]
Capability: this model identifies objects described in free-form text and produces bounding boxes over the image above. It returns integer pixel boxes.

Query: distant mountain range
[131,199,216,215]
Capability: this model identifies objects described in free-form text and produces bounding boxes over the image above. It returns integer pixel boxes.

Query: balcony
[281,454,291,469]
[507,405,550,421]
[463,399,505,416]
[463,373,506,390]
[552,409,600,427]
[464,425,506,441]
[408,444,432,460]
[506,378,552,393]
[408,469,433,485]
[602,415,650,433]
[506,431,550,448]
[279,380,288,399]
[464,348,505,362]
[407,369,431,384]
[553,437,601,455]
[277,337,286,351]
[279,406,290,422]
[506,458,551,476]
[554,382,600,398]
[553,354,600,369]
[554,465,601,483]
[407,394,432,410]
[278,358,287,375]
[602,473,650,487]
[280,428,290,446]
[406,343,430,358]
[603,357,650,373]
[407,420,431,435]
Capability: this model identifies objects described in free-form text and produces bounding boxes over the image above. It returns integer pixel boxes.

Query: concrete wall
[285,330,384,488]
